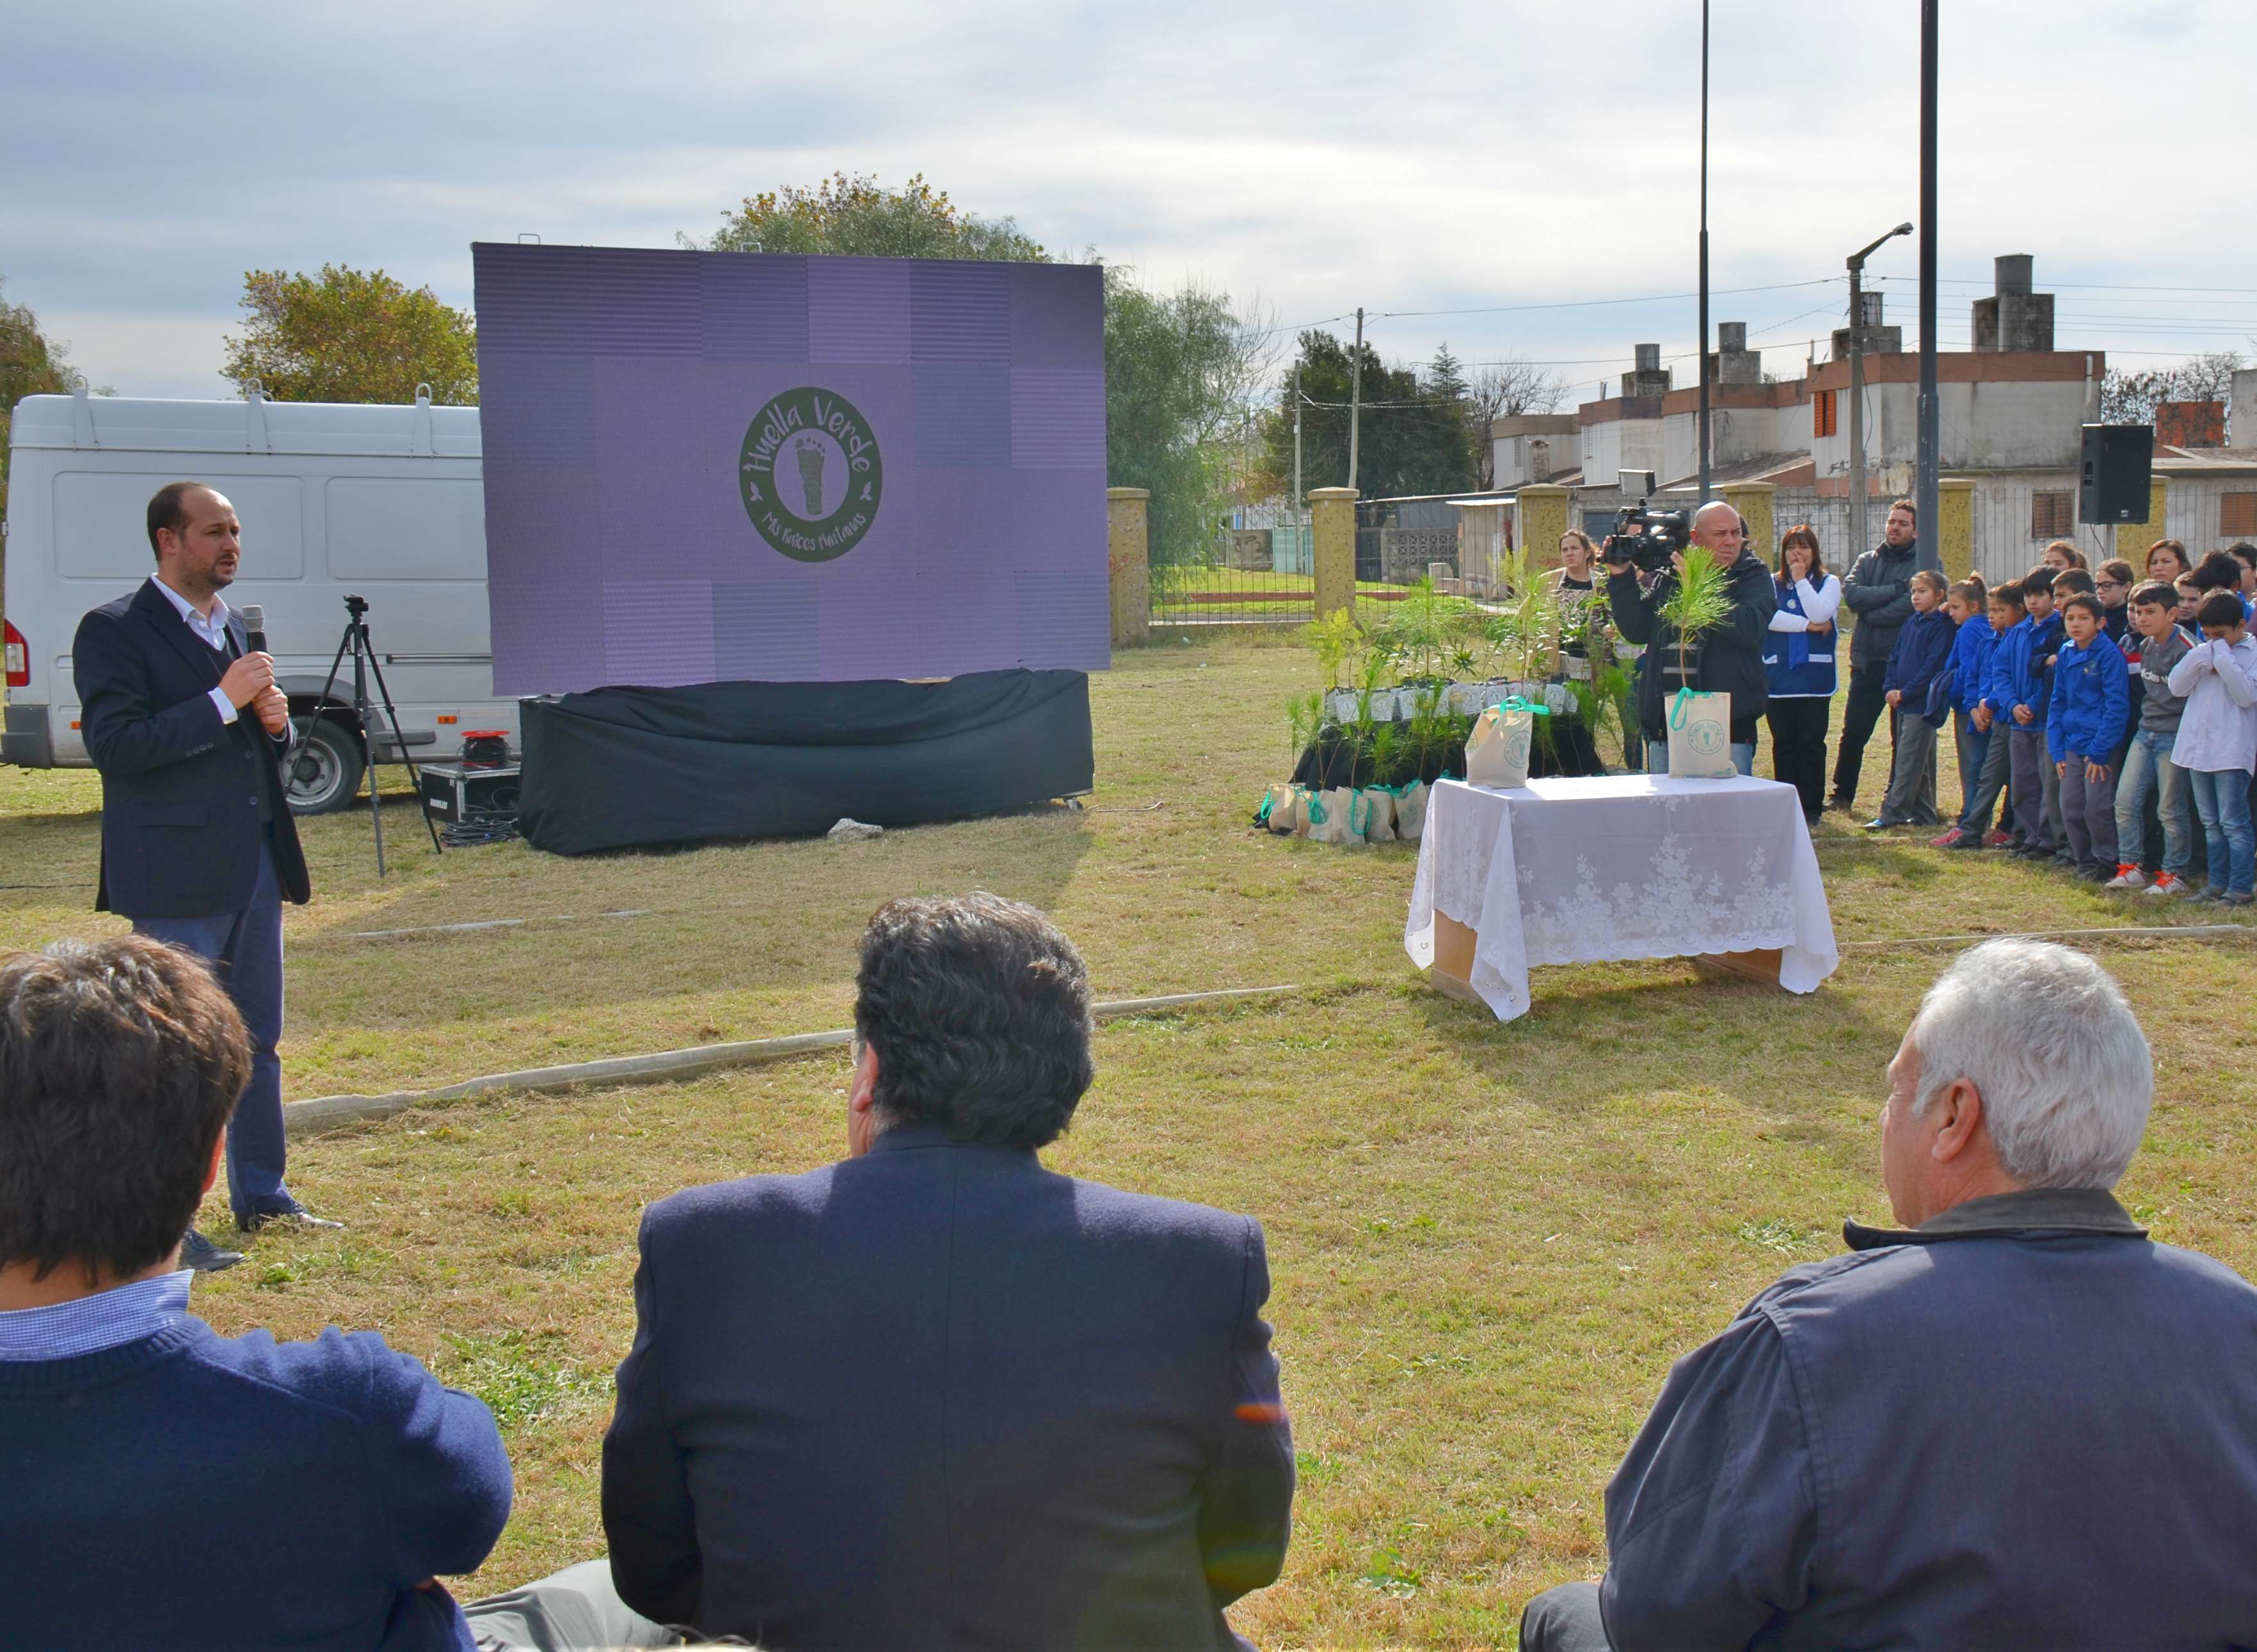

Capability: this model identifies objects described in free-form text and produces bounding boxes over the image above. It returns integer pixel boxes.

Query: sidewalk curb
[283,984,1304,1139]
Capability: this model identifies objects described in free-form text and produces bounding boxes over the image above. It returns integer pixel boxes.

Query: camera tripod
[302,594,442,875]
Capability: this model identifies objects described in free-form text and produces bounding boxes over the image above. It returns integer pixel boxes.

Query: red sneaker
[1929,827,1968,848]
[1982,829,2014,849]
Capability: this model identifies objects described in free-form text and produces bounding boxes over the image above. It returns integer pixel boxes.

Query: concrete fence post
[2114,476,2171,564]
[1310,487,1359,621]
[1106,487,1151,646]
[1937,477,1975,582]
[1719,481,1778,564]
[1516,483,1570,569]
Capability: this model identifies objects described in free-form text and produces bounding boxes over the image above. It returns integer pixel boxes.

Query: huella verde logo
[738,387,884,562]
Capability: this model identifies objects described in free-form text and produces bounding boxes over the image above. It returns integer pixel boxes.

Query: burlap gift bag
[1393,779,1430,841]
[1308,786,1363,844]
[1666,688,1735,779]
[1463,697,1548,790]
[1359,786,1398,843]
[1254,782,1300,834]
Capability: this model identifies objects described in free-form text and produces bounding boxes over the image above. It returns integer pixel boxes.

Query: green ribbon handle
[1669,686,1706,732]
[1350,791,1373,836]
[1305,793,1328,825]
[1498,694,1552,718]
[1254,790,1275,826]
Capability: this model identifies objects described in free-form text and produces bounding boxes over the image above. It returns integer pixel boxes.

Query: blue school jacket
[1947,614,1996,715]
[1883,608,1956,728]
[2047,631,2131,763]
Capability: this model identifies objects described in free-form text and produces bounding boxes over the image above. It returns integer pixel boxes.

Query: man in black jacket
[72,482,329,1270]
[602,893,1295,1649]
[1829,498,1922,812]
[1605,501,1780,774]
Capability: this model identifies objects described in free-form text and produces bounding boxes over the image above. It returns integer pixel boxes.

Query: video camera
[1602,502,1693,575]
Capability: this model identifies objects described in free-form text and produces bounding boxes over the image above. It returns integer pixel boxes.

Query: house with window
[1485,256,2180,577]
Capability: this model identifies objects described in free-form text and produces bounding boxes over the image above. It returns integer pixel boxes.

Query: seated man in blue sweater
[1520,938,2257,1650]
[0,936,513,1651]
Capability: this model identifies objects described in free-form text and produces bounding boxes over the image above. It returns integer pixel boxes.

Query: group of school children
[1870,539,2257,903]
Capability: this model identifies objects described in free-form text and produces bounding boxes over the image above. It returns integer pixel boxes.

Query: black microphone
[241,604,268,655]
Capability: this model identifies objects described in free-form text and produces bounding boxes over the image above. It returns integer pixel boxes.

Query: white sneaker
[2144,873,2187,898]
[2103,866,2146,890]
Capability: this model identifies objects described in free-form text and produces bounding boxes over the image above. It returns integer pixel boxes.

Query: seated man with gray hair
[1521,937,2257,1651]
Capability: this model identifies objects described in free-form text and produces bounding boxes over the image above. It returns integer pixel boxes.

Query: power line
[1369,276,1842,321]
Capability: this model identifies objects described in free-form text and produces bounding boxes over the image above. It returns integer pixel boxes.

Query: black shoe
[1945,832,1986,850]
[236,1202,345,1235]
[2077,863,2112,883]
[179,1228,245,1273]
[1826,795,1856,814]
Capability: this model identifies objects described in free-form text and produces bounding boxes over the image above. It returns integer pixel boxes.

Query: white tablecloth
[1404,774,1840,1021]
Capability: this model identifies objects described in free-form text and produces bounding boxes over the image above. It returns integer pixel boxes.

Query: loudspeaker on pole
[2080,424,2153,525]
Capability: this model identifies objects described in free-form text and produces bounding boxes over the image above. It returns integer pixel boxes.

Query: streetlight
[1846,221,1913,557]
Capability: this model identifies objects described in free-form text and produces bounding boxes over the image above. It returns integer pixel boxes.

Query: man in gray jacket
[1520,937,2257,1652]
[1828,498,1921,813]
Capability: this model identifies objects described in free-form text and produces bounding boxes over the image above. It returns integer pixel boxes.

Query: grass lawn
[5,632,2254,1646]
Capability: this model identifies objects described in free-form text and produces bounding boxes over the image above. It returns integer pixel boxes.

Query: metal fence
[1146,519,1455,626]
[1148,521,1319,625]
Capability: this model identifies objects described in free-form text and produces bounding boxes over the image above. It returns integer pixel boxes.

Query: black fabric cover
[517,671,1092,855]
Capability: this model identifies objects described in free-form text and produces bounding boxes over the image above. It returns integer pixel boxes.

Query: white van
[3,387,516,811]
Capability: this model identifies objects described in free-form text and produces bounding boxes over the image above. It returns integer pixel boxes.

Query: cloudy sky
[6,0,2253,403]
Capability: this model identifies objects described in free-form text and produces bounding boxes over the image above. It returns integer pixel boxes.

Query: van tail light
[3,619,26,688]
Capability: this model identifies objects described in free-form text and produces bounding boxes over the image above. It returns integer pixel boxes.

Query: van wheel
[285,716,365,814]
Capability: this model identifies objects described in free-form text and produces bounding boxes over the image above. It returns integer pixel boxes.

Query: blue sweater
[1947,614,1997,713]
[1986,612,2064,723]
[1883,608,1957,727]
[2048,631,2132,762]
[0,1317,512,1649]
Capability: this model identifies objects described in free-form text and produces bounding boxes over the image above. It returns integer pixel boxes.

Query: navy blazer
[602,1124,1296,1649]
[73,579,309,918]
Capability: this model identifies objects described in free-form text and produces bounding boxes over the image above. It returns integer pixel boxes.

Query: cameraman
[1604,500,1779,775]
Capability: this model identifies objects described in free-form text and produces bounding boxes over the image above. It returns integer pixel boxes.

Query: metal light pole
[1696,0,1711,503]
[1292,362,1305,564]
[1916,0,1942,573]
[1348,306,1365,495]
[1847,222,1913,558]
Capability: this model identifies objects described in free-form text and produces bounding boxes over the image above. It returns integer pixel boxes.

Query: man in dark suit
[600,893,1296,1649]
[72,482,331,1269]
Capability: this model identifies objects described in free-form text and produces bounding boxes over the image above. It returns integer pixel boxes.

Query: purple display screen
[472,243,1109,694]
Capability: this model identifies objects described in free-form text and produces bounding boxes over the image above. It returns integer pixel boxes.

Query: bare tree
[1466,358,1567,488]
[2100,349,2244,427]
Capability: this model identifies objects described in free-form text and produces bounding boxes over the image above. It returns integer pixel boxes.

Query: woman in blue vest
[1763,524,1842,825]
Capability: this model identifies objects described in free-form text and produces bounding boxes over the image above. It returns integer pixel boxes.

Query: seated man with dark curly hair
[601,893,1296,1649]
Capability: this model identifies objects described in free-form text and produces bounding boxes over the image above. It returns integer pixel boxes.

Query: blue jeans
[1647,742,1756,777]
[134,839,291,1220]
[2114,731,2192,876]
[2187,768,2256,896]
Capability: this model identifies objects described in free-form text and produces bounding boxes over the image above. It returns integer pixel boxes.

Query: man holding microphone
[72,482,333,1269]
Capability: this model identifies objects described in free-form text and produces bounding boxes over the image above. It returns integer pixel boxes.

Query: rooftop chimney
[1972,255,2053,351]
[1620,344,1671,399]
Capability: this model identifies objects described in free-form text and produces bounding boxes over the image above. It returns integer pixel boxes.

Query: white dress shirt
[150,576,244,728]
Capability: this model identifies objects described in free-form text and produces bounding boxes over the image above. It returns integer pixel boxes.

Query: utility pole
[1915,0,1942,573]
[1696,0,1712,504]
[1293,361,1304,562]
[1847,222,1913,559]
[1348,306,1364,495]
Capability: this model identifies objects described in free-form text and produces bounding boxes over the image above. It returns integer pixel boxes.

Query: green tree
[221,265,477,404]
[1,275,87,537]
[689,171,1049,262]
[686,174,1265,573]
[1261,331,1476,502]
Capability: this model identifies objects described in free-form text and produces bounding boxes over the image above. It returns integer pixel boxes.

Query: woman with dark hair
[1762,525,1840,825]
[2148,539,2192,582]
